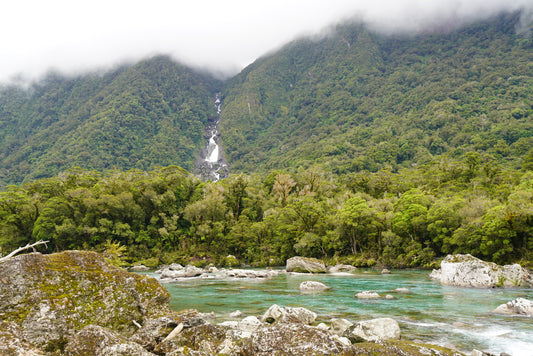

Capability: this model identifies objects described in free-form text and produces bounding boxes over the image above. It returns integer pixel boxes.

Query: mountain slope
[0,56,221,184]
[219,12,533,174]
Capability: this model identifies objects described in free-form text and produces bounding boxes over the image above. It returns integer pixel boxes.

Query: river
[153,269,533,355]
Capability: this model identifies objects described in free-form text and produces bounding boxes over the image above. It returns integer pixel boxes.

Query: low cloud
[1,0,532,83]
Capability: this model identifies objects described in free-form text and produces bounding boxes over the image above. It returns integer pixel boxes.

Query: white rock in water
[299,281,330,291]
[492,298,533,316]
[394,287,411,293]
[429,254,533,288]
[355,291,381,299]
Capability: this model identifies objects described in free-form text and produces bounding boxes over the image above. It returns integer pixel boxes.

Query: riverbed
[153,269,533,355]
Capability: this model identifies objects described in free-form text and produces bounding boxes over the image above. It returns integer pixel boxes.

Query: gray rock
[343,317,401,343]
[242,322,353,355]
[286,256,327,273]
[492,297,533,316]
[299,280,330,291]
[355,291,381,299]
[327,264,357,273]
[382,268,391,274]
[64,324,155,356]
[330,318,354,336]
[130,264,150,271]
[238,316,263,333]
[429,254,533,288]
[0,251,170,351]
[160,265,204,279]
[225,268,279,278]
[262,304,317,324]
[0,321,44,356]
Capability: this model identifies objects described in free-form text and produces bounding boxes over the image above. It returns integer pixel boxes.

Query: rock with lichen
[242,322,352,355]
[429,254,533,288]
[64,324,156,356]
[286,256,327,273]
[0,250,171,353]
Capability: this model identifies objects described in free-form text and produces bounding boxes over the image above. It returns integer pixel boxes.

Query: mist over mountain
[0,10,532,185]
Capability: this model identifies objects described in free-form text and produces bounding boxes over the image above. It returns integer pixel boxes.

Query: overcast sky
[1,0,532,83]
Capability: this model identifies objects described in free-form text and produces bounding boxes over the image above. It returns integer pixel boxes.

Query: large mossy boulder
[0,250,171,352]
[429,254,533,288]
[286,256,326,273]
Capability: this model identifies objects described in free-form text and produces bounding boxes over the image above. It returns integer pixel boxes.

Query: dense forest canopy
[0,56,221,185]
[0,11,532,267]
[220,12,533,175]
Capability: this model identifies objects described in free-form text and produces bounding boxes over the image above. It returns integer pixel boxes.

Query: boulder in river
[299,281,330,291]
[492,298,533,316]
[429,254,533,288]
[159,265,204,279]
[355,291,381,299]
[286,256,327,273]
[327,264,357,273]
[343,317,401,343]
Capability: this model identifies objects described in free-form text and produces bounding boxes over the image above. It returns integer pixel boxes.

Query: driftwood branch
[0,240,49,262]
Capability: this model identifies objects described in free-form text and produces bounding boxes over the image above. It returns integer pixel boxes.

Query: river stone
[355,291,381,299]
[299,281,330,291]
[225,268,279,278]
[330,318,354,336]
[343,317,401,343]
[160,265,204,279]
[286,256,327,273]
[0,251,171,352]
[429,254,533,288]
[327,264,357,273]
[262,304,317,324]
[130,264,150,271]
[64,324,155,356]
[492,297,533,316]
[242,322,354,355]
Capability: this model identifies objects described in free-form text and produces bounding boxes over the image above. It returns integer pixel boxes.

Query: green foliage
[0,158,531,266]
[220,12,533,176]
[0,56,221,185]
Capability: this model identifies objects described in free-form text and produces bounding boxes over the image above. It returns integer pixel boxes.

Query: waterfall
[205,131,219,163]
[194,92,228,181]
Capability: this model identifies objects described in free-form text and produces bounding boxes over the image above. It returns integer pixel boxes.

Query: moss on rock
[0,251,171,351]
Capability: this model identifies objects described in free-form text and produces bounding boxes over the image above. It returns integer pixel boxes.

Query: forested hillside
[0,56,220,185]
[220,12,533,174]
[1,11,533,267]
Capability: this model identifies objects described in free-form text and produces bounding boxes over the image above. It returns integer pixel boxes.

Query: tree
[337,196,376,255]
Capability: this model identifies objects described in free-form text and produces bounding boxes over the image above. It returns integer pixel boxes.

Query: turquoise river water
[149,269,533,355]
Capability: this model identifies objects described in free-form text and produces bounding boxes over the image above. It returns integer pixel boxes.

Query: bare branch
[0,240,49,262]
